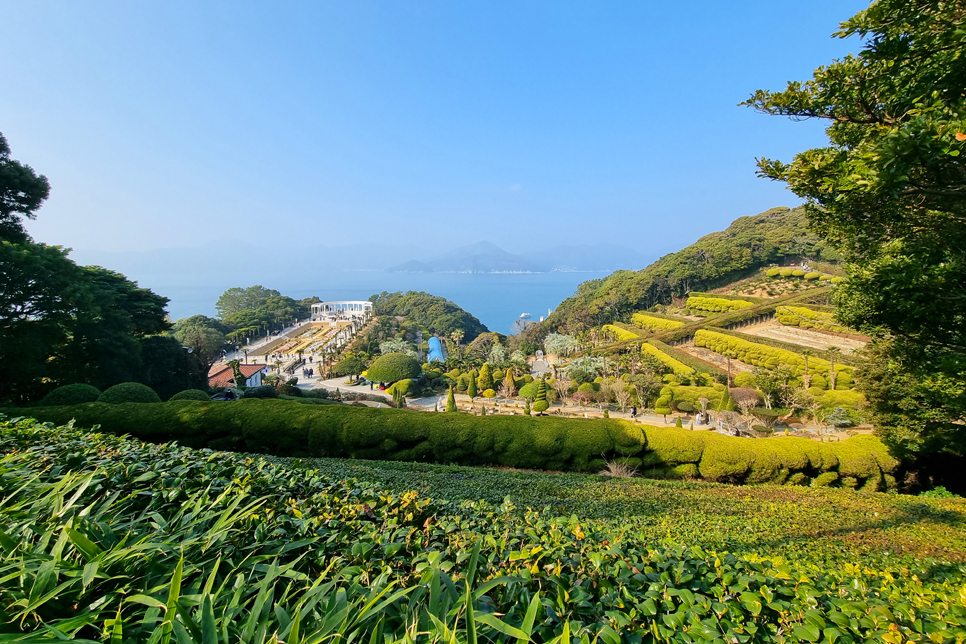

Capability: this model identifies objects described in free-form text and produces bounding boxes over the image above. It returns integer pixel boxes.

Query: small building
[311,300,373,321]
[208,363,268,389]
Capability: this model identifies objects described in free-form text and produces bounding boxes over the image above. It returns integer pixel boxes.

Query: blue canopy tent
[427,336,446,363]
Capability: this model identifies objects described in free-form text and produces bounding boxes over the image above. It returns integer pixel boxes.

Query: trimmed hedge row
[695,330,853,388]
[647,339,727,379]
[686,296,754,312]
[641,343,693,375]
[631,313,684,332]
[5,401,897,487]
[602,324,639,341]
[776,305,851,334]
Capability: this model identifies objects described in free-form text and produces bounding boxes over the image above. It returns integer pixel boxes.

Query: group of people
[301,366,317,379]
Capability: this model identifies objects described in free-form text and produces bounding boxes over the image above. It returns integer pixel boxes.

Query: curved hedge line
[5,401,898,488]
[631,313,684,332]
[602,324,639,341]
[776,305,852,334]
[686,296,754,312]
[641,343,693,375]
[695,330,853,387]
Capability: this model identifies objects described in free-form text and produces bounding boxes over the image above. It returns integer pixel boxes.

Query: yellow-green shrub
[631,313,684,332]
[641,343,693,375]
[602,324,639,341]
[776,306,851,333]
[686,296,754,312]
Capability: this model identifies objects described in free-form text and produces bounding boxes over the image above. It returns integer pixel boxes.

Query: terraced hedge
[4,401,897,487]
[641,342,693,375]
[631,313,684,332]
[695,329,853,388]
[601,324,639,341]
[686,296,754,312]
[776,305,852,334]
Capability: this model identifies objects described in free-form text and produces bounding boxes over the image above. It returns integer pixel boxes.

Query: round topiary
[168,389,210,402]
[675,401,695,413]
[519,381,539,399]
[766,268,780,277]
[97,382,162,404]
[41,383,101,406]
[792,269,806,277]
[804,271,820,280]
[482,388,496,398]
[366,353,421,383]
[779,268,794,277]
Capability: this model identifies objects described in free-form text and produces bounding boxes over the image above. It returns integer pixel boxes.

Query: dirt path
[740,319,866,353]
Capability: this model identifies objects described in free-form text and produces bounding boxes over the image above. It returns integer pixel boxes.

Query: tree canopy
[746,0,966,457]
[369,291,488,341]
[215,285,281,318]
[0,132,50,243]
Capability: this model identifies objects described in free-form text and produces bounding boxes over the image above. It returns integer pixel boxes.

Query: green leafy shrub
[780,268,794,277]
[482,389,496,398]
[792,269,806,277]
[766,268,780,277]
[630,313,684,331]
[695,329,853,387]
[519,381,539,399]
[812,472,840,487]
[386,379,412,396]
[602,324,638,341]
[776,306,851,333]
[97,382,161,404]
[675,401,694,413]
[733,372,756,388]
[804,271,821,280]
[168,389,210,402]
[243,385,278,399]
[366,353,421,383]
[641,343,693,375]
[40,383,101,406]
[685,296,754,312]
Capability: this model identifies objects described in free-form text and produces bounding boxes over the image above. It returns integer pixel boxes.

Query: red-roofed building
[208,363,269,389]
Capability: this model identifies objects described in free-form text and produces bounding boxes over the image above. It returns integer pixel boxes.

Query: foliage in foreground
[0,418,965,643]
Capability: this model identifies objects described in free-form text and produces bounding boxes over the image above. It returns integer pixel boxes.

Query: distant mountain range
[386,241,647,273]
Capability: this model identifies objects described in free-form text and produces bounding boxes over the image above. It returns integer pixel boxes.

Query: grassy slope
[280,456,966,564]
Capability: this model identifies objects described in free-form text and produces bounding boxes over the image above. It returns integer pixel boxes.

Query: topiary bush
[386,379,412,397]
[792,269,806,277]
[779,268,794,277]
[40,384,101,406]
[366,353,421,383]
[765,268,780,277]
[685,296,754,313]
[804,271,821,280]
[733,372,756,388]
[243,385,278,399]
[97,383,161,404]
[168,389,210,402]
[482,389,496,398]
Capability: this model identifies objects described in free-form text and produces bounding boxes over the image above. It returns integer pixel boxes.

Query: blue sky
[2,0,868,257]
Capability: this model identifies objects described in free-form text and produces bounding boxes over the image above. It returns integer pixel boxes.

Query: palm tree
[826,346,841,390]
[800,349,813,389]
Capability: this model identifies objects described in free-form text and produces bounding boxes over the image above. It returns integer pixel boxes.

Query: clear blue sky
[1,0,868,256]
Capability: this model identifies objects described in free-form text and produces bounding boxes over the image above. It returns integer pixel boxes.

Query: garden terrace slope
[7,400,897,487]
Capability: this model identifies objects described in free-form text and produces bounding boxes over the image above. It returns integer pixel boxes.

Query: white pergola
[311,300,373,320]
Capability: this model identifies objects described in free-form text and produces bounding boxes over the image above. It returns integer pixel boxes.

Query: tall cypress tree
[446,385,456,412]
[467,371,478,400]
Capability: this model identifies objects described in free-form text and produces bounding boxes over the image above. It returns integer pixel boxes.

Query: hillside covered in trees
[369,291,488,341]
[548,206,840,333]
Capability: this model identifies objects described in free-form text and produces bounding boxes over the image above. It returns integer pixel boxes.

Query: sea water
[162,270,611,335]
